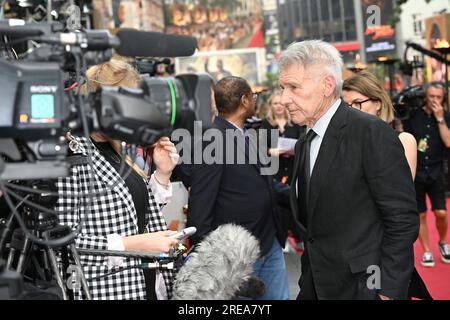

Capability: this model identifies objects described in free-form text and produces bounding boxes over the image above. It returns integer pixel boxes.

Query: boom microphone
[172,224,263,300]
[406,41,450,64]
[40,30,120,51]
[116,29,197,57]
[0,20,198,57]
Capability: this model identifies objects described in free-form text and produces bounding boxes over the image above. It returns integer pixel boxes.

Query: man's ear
[241,94,250,109]
[323,75,336,97]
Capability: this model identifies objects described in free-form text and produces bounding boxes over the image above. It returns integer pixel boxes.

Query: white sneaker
[282,240,293,253]
[438,243,450,263]
[421,252,435,267]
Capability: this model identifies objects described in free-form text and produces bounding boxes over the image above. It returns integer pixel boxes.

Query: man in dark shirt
[403,82,450,267]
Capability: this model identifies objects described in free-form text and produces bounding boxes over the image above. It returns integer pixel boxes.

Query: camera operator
[55,58,180,300]
[402,81,450,267]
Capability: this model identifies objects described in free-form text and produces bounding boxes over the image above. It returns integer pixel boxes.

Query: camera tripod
[3,213,92,300]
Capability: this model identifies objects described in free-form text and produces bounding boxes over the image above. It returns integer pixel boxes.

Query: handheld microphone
[115,29,197,57]
[169,227,197,240]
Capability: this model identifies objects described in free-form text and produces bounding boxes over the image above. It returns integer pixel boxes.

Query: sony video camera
[0,19,214,181]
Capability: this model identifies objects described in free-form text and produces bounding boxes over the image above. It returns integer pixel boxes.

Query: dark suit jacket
[188,117,287,255]
[290,102,419,300]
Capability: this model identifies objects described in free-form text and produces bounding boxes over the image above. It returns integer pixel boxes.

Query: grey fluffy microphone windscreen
[172,224,261,300]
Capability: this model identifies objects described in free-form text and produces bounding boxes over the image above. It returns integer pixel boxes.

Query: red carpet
[290,198,450,300]
[414,198,450,300]
[247,21,264,48]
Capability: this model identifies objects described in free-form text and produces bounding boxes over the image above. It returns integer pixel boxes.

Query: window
[345,18,357,41]
[412,13,423,36]
[294,0,301,26]
[334,32,344,42]
[343,0,355,18]
[320,0,329,21]
[311,0,319,23]
[323,34,332,42]
[301,0,310,24]
[332,0,341,19]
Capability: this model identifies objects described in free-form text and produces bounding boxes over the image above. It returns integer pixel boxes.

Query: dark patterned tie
[298,129,317,228]
[304,129,317,183]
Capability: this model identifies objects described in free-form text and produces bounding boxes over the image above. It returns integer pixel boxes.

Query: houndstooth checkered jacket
[55,136,173,300]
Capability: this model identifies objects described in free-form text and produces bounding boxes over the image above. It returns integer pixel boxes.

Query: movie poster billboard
[175,48,266,87]
[166,2,263,52]
[362,0,397,61]
[425,13,450,83]
[92,0,165,33]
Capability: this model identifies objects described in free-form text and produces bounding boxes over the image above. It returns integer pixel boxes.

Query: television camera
[0,19,213,181]
[392,85,426,120]
[0,17,213,299]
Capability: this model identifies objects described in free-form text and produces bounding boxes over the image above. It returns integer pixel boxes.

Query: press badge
[418,138,428,153]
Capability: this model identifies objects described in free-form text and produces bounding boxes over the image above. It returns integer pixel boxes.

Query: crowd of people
[167,15,261,51]
[2,39,450,301]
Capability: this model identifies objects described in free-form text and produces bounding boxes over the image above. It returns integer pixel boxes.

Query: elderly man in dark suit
[279,40,420,300]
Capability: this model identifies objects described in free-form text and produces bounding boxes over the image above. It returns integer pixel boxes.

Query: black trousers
[297,253,318,300]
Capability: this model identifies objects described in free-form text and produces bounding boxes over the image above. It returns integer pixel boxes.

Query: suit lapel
[308,103,348,221]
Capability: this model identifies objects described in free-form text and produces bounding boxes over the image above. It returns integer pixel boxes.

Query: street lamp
[373,56,400,99]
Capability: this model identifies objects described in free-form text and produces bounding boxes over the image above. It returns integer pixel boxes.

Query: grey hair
[278,40,344,97]
[425,81,445,93]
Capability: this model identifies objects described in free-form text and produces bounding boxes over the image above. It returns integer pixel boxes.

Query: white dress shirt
[308,99,341,176]
[296,99,341,196]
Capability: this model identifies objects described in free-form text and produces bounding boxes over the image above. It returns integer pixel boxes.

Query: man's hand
[269,148,294,157]
[269,148,282,157]
[430,100,445,121]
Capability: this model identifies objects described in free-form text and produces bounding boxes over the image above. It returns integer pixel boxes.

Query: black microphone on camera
[0,20,198,57]
[41,30,120,51]
[115,29,197,57]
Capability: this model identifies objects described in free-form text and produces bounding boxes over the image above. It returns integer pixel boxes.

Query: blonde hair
[266,90,292,126]
[342,71,394,124]
[85,58,140,93]
[85,59,149,179]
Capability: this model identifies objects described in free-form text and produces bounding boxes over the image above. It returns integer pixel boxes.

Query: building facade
[277,0,360,64]
[395,0,450,82]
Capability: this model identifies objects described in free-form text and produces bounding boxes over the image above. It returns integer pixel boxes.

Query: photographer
[402,82,450,267]
[55,59,180,300]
